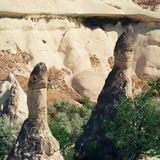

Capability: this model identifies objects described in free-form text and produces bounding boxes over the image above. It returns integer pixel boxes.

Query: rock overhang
[0,0,159,22]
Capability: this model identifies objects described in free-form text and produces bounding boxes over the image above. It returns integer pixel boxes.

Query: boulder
[72,70,106,101]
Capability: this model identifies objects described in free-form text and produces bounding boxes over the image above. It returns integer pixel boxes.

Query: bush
[49,123,75,160]
[49,123,73,152]
[0,115,21,158]
[48,97,94,160]
[102,91,160,160]
[151,97,160,111]
[148,78,160,94]
[85,140,108,160]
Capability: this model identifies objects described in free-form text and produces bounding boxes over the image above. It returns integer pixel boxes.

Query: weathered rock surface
[7,62,64,160]
[0,17,160,100]
[72,70,106,101]
[0,0,160,20]
[0,73,28,122]
[75,27,136,159]
[59,28,92,75]
[133,27,160,80]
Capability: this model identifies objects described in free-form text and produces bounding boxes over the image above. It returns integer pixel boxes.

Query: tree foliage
[102,89,160,160]
[0,115,21,159]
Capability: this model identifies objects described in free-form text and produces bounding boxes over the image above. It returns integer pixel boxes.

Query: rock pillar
[75,26,136,158]
[7,62,64,160]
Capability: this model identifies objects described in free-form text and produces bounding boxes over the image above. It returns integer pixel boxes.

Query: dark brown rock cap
[28,62,48,90]
[114,25,136,53]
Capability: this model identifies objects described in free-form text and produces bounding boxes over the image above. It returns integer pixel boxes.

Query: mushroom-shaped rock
[7,62,64,160]
[75,27,136,159]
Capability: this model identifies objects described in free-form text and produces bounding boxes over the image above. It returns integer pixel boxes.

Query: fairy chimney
[7,62,64,160]
[75,26,136,158]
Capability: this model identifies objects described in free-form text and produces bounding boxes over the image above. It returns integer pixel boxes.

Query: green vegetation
[82,82,160,160]
[148,77,160,94]
[1,78,160,160]
[43,14,52,23]
[102,93,160,160]
[0,115,21,159]
[47,80,52,90]
[48,97,94,160]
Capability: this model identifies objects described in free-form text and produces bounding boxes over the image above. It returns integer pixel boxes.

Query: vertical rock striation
[7,62,64,160]
[75,26,136,158]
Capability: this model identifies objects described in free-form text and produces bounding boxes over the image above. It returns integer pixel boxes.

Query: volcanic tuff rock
[0,0,160,101]
[7,62,64,160]
[0,73,28,122]
[0,16,160,100]
[75,26,136,158]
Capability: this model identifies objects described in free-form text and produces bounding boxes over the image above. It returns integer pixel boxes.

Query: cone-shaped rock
[75,27,136,158]
[0,73,28,123]
[7,62,64,160]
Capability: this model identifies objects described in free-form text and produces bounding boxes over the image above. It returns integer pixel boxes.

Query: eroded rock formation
[7,62,64,160]
[0,73,28,122]
[75,26,136,158]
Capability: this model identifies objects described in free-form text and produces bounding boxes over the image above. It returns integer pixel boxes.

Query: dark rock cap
[28,62,48,90]
[114,25,136,53]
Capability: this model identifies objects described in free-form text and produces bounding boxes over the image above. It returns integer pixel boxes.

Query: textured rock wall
[0,17,160,100]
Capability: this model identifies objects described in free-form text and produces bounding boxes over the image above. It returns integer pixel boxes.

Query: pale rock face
[133,28,160,80]
[64,43,91,74]
[59,29,92,75]
[86,28,117,59]
[72,70,106,101]
[7,62,64,160]
[0,17,160,100]
[138,45,160,79]
[26,30,66,70]
[147,30,160,46]
[0,73,28,122]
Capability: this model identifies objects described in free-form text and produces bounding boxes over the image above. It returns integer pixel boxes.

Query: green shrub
[54,112,72,134]
[47,80,52,90]
[70,113,83,138]
[77,96,94,109]
[150,97,160,112]
[102,92,160,160]
[148,78,160,94]
[49,123,73,152]
[85,140,108,160]
[48,97,94,160]
[0,115,21,158]
[43,14,52,23]
[76,17,84,25]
